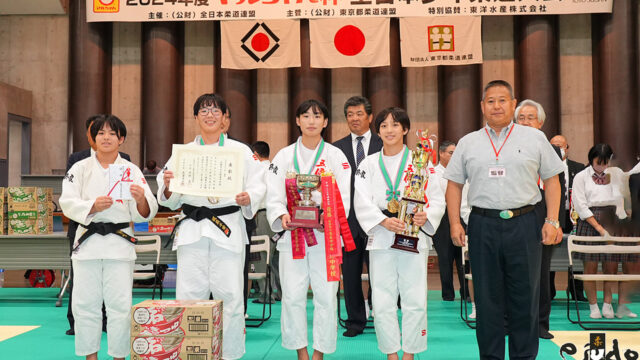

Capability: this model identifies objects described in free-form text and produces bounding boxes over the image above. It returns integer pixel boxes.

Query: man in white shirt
[432,140,466,302]
[332,96,383,337]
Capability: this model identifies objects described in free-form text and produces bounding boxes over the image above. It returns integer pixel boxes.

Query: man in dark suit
[333,96,383,337]
[65,114,131,335]
[516,100,566,340]
[550,135,588,302]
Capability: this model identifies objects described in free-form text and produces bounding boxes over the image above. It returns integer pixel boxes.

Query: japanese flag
[310,18,390,68]
[221,20,301,69]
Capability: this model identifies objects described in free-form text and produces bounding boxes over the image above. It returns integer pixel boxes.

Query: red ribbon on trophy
[285,178,317,259]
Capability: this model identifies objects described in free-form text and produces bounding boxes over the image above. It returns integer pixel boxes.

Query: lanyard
[294,139,325,175]
[199,133,225,146]
[485,125,514,163]
[379,147,409,201]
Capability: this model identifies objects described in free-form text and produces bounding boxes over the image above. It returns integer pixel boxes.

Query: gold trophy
[289,174,322,228]
[391,130,434,253]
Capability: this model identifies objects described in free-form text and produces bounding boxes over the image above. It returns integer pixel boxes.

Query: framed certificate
[169,144,245,198]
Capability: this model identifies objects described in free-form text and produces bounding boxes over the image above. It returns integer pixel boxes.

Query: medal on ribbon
[379,147,409,214]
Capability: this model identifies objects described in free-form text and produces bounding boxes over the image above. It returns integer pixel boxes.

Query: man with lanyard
[445,80,564,360]
[157,93,266,360]
[333,96,382,337]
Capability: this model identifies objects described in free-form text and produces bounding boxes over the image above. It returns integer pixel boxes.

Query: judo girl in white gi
[266,100,353,360]
[157,93,266,360]
[354,108,445,360]
[60,114,158,360]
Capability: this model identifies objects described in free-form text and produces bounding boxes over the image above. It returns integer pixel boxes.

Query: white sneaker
[589,304,602,319]
[244,313,249,319]
[468,303,476,319]
[364,300,371,319]
[616,304,638,319]
[602,303,615,319]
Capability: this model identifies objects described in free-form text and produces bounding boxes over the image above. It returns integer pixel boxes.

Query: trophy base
[391,234,420,253]
[289,206,322,229]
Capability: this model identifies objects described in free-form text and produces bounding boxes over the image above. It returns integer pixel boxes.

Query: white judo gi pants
[72,259,134,358]
[279,244,339,353]
[369,249,428,354]
[176,237,245,360]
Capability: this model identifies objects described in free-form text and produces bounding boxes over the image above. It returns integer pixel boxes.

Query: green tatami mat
[1,288,638,359]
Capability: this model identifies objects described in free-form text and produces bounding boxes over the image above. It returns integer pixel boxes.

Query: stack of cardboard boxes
[130,299,223,360]
[4,187,54,235]
[0,188,5,234]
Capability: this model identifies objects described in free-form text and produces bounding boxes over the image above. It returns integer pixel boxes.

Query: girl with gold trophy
[266,100,355,360]
[354,107,445,359]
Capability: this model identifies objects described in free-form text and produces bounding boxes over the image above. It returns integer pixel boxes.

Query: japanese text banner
[400,16,482,67]
[86,0,612,22]
[221,20,301,69]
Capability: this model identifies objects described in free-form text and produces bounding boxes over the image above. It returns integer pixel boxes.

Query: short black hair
[146,160,157,170]
[85,114,104,130]
[439,140,456,153]
[251,141,270,158]
[374,107,410,133]
[343,96,372,116]
[295,99,329,119]
[588,143,614,166]
[193,93,227,116]
[482,80,514,100]
[295,99,330,136]
[90,114,127,141]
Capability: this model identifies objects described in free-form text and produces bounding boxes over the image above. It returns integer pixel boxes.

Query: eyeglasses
[198,107,223,117]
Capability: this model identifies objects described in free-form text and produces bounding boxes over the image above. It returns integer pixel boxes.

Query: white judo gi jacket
[60,153,158,260]
[354,147,446,251]
[266,138,352,253]
[157,134,266,252]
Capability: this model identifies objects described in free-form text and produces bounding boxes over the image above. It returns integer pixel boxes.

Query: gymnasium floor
[1,286,639,360]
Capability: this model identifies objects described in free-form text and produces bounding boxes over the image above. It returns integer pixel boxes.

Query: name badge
[488,165,506,178]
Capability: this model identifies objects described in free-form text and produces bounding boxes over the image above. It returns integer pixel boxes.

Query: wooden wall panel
[330,69,363,143]
[112,22,142,167]
[256,69,289,158]
[405,67,438,150]
[481,16,515,91]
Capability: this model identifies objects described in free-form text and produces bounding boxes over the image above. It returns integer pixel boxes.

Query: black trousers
[432,211,466,300]
[539,244,554,334]
[468,211,541,360]
[341,232,370,332]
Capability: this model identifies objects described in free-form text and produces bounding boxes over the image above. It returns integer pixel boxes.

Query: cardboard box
[149,216,177,233]
[36,187,53,203]
[36,216,53,235]
[7,187,37,211]
[131,300,223,338]
[130,336,221,360]
[7,217,37,235]
[8,210,38,220]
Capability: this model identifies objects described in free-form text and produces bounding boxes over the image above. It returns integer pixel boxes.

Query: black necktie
[356,136,365,167]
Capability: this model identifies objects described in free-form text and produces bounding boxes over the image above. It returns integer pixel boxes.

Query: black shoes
[540,331,554,339]
[343,328,363,337]
[65,329,74,336]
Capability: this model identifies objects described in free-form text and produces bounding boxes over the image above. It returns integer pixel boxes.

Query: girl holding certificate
[60,115,158,360]
[354,108,445,360]
[266,100,353,360]
[157,93,266,360]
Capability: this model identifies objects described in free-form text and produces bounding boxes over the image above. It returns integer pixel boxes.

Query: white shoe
[468,303,476,319]
[364,300,371,319]
[589,304,602,319]
[616,304,638,319]
[244,313,249,319]
[602,303,615,319]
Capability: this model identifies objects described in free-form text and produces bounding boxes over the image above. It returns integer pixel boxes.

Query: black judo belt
[168,204,241,245]
[72,222,136,253]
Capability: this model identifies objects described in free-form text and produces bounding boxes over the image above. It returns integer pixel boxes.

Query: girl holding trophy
[266,99,354,360]
[354,107,445,360]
